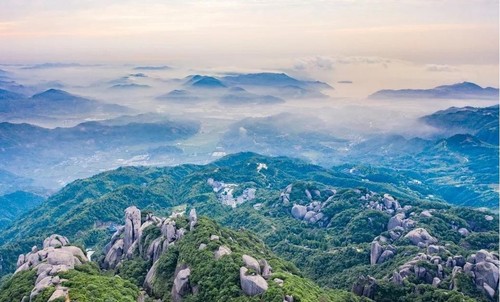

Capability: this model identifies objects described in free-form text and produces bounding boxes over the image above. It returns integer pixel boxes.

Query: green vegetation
[0,152,497,302]
[60,262,139,302]
[0,270,37,302]
[146,216,360,301]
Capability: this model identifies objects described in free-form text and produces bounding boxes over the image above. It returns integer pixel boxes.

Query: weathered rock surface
[291,204,307,220]
[242,255,261,274]
[387,213,405,231]
[15,235,87,302]
[370,241,383,265]
[172,267,192,302]
[124,206,141,254]
[240,267,268,296]
[189,208,198,231]
[43,234,69,249]
[352,275,377,299]
[404,228,437,246]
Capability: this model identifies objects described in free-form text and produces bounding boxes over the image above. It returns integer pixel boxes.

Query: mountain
[221,72,332,89]
[0,209,358,302]
[183,75,227,89]
[0,88,24,101]
[0,191,45,229]
[370,82,499,100]
[156,89,201,102]
[0,89,130,118]
[21,63,87,69]
[109,83,151,89]
[421,105,499,145]
[0,169,40,195]
[0,152,497,301]
[220,87,285,105]
[133,65,171,70]
[0,117,200,190]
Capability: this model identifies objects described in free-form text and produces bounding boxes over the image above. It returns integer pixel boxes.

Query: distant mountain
[0,191,45,229]
[0,89,129,118]
[220,87,284,105]
[421,105,499,145]
[21,63,88,69]
[370,82,499,100]
[221,72,332,89]
[0,169,39,195]
[109,83,151,89]
[156,89,201,102]
[0,88,24,101]
[185,75,226,89]
[133,65,171,70]
[0,117,200,189]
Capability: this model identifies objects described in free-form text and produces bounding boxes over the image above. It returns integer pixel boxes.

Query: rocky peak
[15,234,88,302]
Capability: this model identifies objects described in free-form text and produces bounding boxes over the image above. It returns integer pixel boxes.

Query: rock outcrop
[240,267,268,296]
[172,266,192,302]
[391,249,499,300]
[124,206,141,254]
[352,275,377,299]
[370,240,396,265]
[14,234,88,302]
[239,255,272,296]
[189,209,197,231]
[404,228,437,246]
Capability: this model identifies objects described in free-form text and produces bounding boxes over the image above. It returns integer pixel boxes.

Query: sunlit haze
[0,0,498,96]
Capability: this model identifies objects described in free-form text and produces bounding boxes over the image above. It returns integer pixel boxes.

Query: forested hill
[0,152,497,301]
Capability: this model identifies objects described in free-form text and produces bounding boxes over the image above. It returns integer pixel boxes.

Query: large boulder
[124,206,141,254]
[370,241,383,265]
[475,261,499,291]
[103,239,124,269]
[240,267,268,296]
[291,204,307,220]
[352,275,377,299]
[47,250,75,267]
[172,267,191,302]
[189,209,198,231]
[242,255,261,274]
[387,213,405,231]
[404,228,437,246]
[162,222,177,243]
[143,259,160,295]
[43,235,69,249]
[259,259,272,279]
[377,250,395,264]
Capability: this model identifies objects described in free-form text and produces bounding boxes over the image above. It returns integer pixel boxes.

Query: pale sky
[0,0,498,92]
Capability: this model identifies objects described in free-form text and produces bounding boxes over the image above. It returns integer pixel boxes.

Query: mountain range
[0,152,497,301]
[370,82,499,100]
[157,72,331,105]
[0,88,129,119]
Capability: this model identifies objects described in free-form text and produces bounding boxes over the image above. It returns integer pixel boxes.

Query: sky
[0,0,498,95]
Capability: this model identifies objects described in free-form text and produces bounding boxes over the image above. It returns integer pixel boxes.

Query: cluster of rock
[207,178,256,208]
[239,254,272,296]
[352,275,377,299]
[102,206,198,302]
[103,206,194,270]
[391,249,499,300]
[370,237,396,265]
[282,184,336,226]
[363,193,407,215]
[15,234,89,301]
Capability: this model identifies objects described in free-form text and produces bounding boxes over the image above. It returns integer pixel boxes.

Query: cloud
[334,56,392,65]
[425,64,460,72]
[293,56,335,71]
